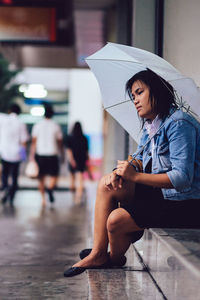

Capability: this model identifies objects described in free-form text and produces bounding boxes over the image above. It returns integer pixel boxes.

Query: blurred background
[1,2,200,297]
[0,0,200,182]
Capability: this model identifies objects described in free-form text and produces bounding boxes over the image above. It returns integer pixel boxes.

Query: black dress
[121,160,200,229]
[65,134,88,173]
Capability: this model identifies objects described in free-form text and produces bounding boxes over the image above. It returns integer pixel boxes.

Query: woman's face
[131,80,156,120]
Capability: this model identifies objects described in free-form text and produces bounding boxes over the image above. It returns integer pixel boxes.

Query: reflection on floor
[0,182,164,299]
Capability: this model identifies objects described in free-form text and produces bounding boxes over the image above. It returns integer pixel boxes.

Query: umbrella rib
[86,58,143,64]
[85,58,183,74]
[105,99,131,109]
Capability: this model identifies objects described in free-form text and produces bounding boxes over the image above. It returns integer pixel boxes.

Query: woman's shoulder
[165,109,200,129]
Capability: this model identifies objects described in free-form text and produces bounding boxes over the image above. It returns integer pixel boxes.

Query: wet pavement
[0,181,164,300]
[0,187,90,299]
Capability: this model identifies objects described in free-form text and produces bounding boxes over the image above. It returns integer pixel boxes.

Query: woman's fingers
[117,160,128,175]
[112,174,122,190]
[118,176,123,188]
[103,172,122,190]
[116,160,136,180]
[105,174,112,190]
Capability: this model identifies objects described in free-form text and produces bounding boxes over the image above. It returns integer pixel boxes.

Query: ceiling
[74,0,116,10]
[0,0,117,68]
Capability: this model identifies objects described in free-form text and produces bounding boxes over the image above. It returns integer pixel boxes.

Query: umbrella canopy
[86,42,200,143]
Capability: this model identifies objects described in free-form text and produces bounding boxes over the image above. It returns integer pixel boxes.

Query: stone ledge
[133,228,200,300]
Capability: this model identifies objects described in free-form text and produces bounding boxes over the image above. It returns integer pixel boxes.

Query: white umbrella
[86,42,200,143]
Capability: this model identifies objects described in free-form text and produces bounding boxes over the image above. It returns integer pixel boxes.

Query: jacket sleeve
[131,130,146,162]
[166,119,196,191]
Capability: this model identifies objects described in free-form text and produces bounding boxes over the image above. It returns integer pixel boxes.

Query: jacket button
[148,152,151,156]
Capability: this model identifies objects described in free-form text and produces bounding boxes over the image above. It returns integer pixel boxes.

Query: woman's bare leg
[69,172,76,191]
[38,176,46,206]
[107,208,143,265]
[74,172,84,203]
[48,176,58,190]
[73,178,136,267]
[46,176,58,203]
[76,172,84,195]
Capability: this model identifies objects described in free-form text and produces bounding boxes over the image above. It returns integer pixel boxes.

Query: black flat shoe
[79,248,92,259]
[46,188,55,203]
[79,231,144,260]
[1,195,7,205]
[111,255,127,267]
[131,230,144,243]
[64,267,86,277]
[63,261,110,278]
[79,249,127,267]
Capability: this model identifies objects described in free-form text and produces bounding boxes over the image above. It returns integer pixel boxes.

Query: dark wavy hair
[72,122,83,137]
[126,68,178,122]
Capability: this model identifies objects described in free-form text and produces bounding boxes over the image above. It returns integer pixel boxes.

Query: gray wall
[164,0,200,86]
[133,0,155,52]
[128,0,156,154]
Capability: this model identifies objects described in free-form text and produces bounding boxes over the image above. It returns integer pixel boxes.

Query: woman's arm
[165,119,196,191]
[133,171,173,188]
[29,137,37,161]
[57,138,65,162]
[66,148,76,168]
[117,119,197,190]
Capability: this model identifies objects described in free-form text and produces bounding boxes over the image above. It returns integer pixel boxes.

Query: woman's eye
[138,90,143,95]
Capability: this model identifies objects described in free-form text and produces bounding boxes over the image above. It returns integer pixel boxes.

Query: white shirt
[32,118,63,156]
[0,113,29,162]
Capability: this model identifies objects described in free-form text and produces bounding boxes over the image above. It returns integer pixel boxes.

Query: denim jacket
[132,108,200,200]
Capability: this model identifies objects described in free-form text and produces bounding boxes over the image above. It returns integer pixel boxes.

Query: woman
[65,122,89,202]
[64,69,200,277]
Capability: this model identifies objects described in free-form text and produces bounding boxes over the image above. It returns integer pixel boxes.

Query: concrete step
[87,245,166,300]
[134,228,200,300]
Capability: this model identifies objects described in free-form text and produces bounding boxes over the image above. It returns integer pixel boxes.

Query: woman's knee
[107,209,125,233]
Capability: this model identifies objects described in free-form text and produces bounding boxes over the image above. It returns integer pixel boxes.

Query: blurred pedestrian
[29,104,63,206]
[65,122,89,203]
[0,103,29,206]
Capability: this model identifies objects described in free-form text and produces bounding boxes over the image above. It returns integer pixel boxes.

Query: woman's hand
[116,160,137,181]
[103,171,123,190]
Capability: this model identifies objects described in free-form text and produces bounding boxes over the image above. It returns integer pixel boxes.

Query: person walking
[30,104,63,206]
[65,122,89,203]
[0,103,29,206]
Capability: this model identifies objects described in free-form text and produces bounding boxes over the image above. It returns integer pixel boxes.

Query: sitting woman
[64,69,200,277]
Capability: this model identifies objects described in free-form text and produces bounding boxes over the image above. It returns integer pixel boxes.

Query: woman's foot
[64,252,110,277]
[41,197,47,207]
[73,252,109,268]
[79,248,127,267]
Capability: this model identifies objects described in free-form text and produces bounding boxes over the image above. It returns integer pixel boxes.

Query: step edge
[148,228,200,279]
